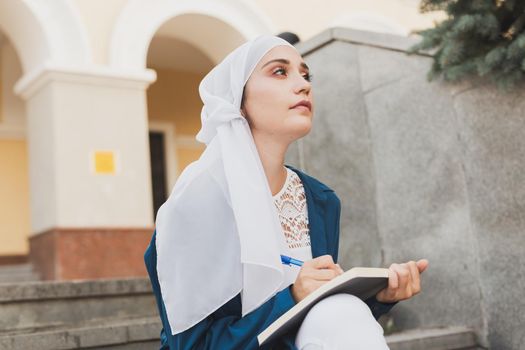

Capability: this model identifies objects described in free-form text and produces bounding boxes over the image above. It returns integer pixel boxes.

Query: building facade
[0,0,443,280]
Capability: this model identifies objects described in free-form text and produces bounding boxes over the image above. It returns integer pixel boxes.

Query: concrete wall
[286,27,525,349]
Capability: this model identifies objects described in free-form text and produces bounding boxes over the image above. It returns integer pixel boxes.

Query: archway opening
[0,31,31,271]
[145,13,245,220]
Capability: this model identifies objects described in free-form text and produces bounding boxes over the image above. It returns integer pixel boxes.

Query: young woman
[144,35,428,349]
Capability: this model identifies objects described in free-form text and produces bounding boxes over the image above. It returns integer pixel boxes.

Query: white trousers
[294,294,390,350]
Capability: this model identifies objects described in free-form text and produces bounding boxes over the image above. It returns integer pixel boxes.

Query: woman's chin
[289,119,312,139]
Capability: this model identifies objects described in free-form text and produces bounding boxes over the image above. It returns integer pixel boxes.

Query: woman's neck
[251,132,289,196]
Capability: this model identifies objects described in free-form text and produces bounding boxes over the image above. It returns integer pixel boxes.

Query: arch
[0,0,91,74]
[147,14,247,68]
[110,0,276,70]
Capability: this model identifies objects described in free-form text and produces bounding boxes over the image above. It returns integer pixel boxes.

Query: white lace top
[273,167,313,288]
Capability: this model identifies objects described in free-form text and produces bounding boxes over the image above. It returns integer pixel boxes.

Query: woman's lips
[292,105,311,112]
[290,100,312,111]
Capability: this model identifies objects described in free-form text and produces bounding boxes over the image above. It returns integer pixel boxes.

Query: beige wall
[0,38,29,256]
[0,39,2,123]
[147,67,206,173]
[176,147,205,173]
[147,68,204,134]
[0,139,30,255]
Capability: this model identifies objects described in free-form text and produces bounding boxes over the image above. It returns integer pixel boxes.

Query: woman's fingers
[387,266,398,289]
[307,255,335,269]
[302,256,427,303]
[376,265,399,302]
[416,259,429,273]
[303,255,343,280]
[407,260,421,294]
[377,259,428,302]
[292,255,341,302]
[305,267,339,281]
[392,263,410,293]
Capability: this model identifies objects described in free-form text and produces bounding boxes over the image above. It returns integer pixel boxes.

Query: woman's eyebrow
[261,58,309,70]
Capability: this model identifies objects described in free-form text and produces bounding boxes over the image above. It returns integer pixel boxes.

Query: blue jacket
[144,164,396,349]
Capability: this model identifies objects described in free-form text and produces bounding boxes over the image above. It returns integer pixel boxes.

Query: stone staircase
[0,263,40,283]
[385,327,483,350]
[0,278,482,349]
[0,278,160,349]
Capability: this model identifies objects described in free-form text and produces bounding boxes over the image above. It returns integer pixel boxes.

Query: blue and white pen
[280,254,304,267]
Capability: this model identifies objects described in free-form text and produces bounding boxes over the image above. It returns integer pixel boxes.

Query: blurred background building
[0,0,444,280]
[3,1,525,349]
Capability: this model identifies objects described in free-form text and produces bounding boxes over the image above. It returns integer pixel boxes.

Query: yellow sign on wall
[93,151,116,175]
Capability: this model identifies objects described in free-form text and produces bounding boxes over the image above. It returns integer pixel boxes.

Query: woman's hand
[375,259,429,303]
[291,255,344,303]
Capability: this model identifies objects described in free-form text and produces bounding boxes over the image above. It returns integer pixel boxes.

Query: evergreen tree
[409,0,525,90]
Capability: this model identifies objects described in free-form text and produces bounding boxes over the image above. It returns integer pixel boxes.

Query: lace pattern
[273,168,311,250]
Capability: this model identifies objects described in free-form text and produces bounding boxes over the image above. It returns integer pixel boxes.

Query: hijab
[155,35,298,335]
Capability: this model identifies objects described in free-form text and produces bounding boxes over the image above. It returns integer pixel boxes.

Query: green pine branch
[408,0,525,90]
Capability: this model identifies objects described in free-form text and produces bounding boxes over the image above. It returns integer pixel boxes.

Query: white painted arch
[110,0,276,70]
[0,0,91,74]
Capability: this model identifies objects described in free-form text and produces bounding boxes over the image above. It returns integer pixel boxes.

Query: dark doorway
[149,131,168,220]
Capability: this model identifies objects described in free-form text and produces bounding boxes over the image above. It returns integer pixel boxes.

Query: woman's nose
[293,74,311,95]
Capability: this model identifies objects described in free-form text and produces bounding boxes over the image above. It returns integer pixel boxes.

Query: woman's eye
[274,67,286,75]
[273,67,313,82]
[303,73,313,82]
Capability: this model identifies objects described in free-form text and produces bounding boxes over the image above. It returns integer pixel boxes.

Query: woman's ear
[240,86,247,118]
[240,106,252,127]
[240,101,248,118]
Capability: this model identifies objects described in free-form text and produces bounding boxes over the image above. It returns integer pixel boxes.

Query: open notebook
[257,267,389,346]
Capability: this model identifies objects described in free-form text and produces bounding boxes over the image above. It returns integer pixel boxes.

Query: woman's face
[241,45,314,144]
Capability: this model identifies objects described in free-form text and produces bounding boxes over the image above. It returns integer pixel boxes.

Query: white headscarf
[155,35,298,335]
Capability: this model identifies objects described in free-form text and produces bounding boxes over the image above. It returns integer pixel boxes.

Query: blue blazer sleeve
[365,295,397,320]
[144,230,298,350]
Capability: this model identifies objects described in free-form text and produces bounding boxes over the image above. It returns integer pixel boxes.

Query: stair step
[0,322,480,350]
[0,264,40,283]
[0,263,33,275]
[0,273,40,283]
[385,326,481,350]
[0,316,161,350]
[0,278,157,333]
